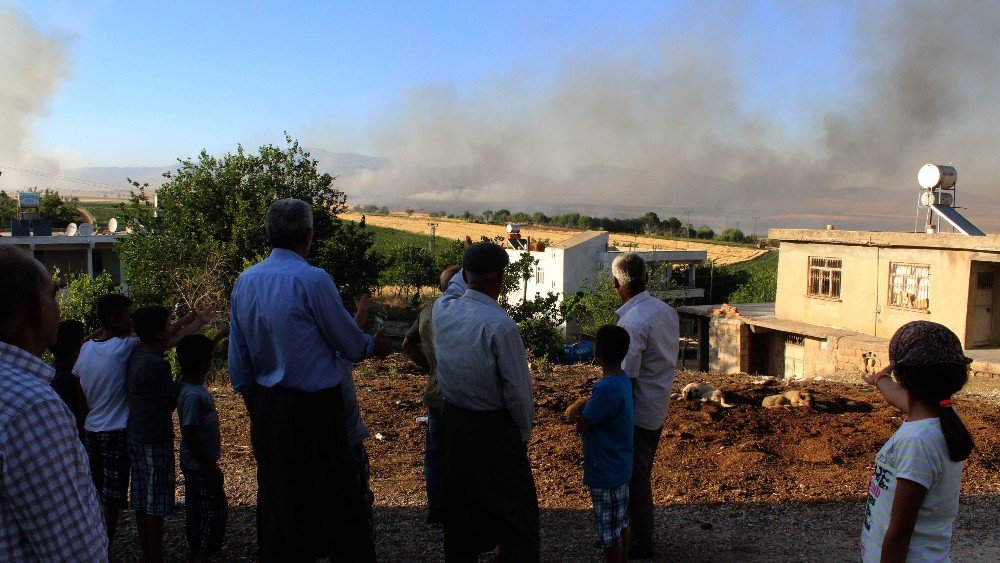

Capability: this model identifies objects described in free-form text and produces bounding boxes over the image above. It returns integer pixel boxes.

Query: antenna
[78,223,94,236]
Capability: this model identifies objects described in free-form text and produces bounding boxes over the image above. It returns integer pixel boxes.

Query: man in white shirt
[612,253,679,559]
[434,242,539,562]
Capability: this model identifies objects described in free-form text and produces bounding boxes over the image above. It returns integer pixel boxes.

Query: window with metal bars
[807,257,842,299]
[888,263,930,310]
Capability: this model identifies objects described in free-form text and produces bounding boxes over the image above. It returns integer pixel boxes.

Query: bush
[517,318,563,363]
[56,271,120,333]
[561,275,620,335]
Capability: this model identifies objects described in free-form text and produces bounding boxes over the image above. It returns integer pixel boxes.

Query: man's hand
[372,329,393,358]
[465,235,474,248]
[197,308,216,325]
[564,397,588,422]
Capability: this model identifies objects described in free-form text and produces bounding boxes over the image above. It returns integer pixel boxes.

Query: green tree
[516,318,563,362]
[561,275,620,335]
[316,219,387,303]
[381,243,435,298]
[696,225,715,239]
[56,270,120,333]
[501,252,538,306]
[433,238,465,274]
[718,227,746,243]
[116,135,373,311]
[33,188,80,223]
[0,191,17,226]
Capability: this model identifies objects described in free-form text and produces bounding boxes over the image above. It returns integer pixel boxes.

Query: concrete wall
[775,241,976,346]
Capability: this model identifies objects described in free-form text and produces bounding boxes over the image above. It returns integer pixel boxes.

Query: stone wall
[708,318,748,374]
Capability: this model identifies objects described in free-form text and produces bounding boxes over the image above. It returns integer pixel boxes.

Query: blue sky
[17,0,858,166]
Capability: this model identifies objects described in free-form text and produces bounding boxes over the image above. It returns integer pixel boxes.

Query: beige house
[678,229,1000,392]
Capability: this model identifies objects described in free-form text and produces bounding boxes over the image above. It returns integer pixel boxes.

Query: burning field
[340,212,767,267]
[109,357,1000,561]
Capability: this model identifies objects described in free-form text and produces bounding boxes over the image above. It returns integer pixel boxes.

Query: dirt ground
[340,212,766,267]
[109,357,1000,561]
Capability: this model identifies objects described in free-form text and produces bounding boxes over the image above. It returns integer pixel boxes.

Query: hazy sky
[13,0,854,166]
[4,1,999,231]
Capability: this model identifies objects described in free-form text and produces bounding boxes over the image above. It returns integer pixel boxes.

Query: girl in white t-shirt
[860,321,975,562]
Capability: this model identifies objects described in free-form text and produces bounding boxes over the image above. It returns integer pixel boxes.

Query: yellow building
[678,229,1000,394]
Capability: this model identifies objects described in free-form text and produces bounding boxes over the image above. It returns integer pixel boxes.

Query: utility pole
[683,209,693,236]
[751,216,760,239]
[428,222,438,254]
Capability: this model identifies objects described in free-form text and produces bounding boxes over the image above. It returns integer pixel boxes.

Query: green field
[708,251,778,303]
[77,201,124,226]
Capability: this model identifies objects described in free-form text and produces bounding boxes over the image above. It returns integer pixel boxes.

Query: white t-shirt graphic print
[860,418,963,562]
[73,336,140,432]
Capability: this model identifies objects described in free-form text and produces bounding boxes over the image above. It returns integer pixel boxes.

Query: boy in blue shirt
[567,324,634,562]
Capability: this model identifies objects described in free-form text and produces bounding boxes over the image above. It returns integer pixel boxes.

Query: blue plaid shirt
[0,342,108,561]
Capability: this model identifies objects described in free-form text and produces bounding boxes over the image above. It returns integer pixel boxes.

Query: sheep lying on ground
[762,390,814,409]
[676,382,736,408]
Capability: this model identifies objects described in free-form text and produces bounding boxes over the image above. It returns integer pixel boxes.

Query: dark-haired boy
[176,333,228,562]
[567,324,634,563]
[127,305,212,562]
[74,293,139,546]
[75,295,207,549]
[49,319,86,429]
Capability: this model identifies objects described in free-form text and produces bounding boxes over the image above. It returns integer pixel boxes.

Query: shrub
[56,270,120,333]
[517,318,563,363]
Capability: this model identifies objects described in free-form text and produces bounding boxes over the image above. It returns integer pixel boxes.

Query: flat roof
[0,235,120,246]
[551,230,608,249]
[768,228,1000,252]
[677,301,858,339]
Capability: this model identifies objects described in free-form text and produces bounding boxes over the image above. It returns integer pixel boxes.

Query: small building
[503,229,707,331]
[678,229,1000,393]
[0,232,125,285]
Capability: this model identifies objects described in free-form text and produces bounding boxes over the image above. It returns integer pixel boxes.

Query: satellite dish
[108,217,118,233]
[78,223,94,236]
[65,223,78,236]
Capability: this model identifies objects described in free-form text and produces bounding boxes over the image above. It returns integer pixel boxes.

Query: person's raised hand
[196,308,216,326]
[465,235,474,248]
[373,329,393,358]
[863,364,892,386]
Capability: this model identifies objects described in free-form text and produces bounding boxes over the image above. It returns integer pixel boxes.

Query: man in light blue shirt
[228,198,389,562]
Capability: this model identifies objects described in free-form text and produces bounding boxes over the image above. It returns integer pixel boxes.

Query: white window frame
[888,263,930,310]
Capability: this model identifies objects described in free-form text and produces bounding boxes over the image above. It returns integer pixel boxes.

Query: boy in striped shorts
[567,325,635,562]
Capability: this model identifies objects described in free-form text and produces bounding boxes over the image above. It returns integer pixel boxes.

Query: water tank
[917,164,957,190]
[506,224,521,234]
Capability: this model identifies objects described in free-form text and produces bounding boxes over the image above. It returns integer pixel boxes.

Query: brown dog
[677,382,735,408]
[762,390,814,409]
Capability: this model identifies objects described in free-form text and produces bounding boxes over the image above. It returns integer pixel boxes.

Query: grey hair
[612,252,648,293]
[0,247,49,333]
[266,198,314,249]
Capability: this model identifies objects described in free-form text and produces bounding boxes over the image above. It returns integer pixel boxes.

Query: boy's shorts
[84,429,130,510]
[590,483,630,550]
[129,440,176,516]
[182,467,228,553]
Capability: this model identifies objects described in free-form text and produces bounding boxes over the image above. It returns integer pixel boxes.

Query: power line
[0,164,127,190]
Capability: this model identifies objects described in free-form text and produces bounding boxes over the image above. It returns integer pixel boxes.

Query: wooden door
[972,271,996,347]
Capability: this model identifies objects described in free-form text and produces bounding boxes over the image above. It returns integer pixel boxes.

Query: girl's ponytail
[938,398,975,462]
[896,363,975,462]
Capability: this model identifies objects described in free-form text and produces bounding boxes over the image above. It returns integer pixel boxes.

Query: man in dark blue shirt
[569,324,634,563]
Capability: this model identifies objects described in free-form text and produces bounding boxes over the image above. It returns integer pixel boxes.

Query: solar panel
[930,204,985,236]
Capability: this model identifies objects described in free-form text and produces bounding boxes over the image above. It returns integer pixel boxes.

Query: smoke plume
[341,0,1000,231]
[0,7,71,185]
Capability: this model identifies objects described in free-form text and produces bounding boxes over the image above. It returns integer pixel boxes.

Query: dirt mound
[110,356,1000,560]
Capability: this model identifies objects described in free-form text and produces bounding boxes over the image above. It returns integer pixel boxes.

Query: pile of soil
[109,356,1000,561]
